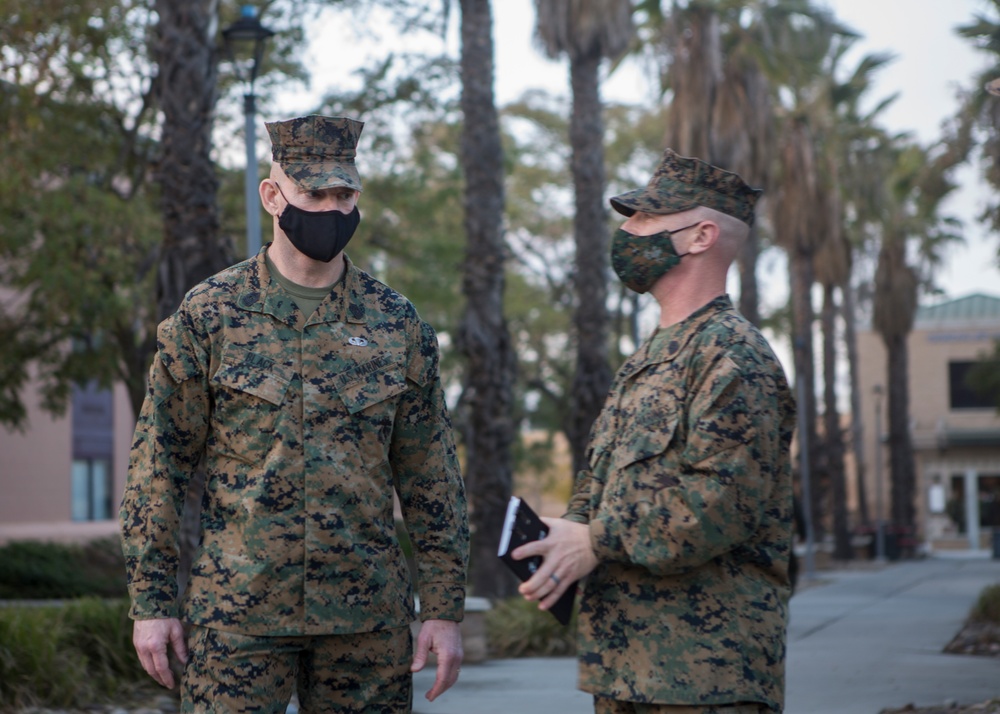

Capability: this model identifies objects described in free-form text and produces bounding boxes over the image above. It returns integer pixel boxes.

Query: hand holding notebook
[497,496,578,625]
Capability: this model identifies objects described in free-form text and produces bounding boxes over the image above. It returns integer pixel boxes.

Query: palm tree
[873,130,970,533]
[956,1,1000,240]
[533,0,634,478]
[773,114,822,536]
[456,0,518,599]
[809,45,896,559]
[813,171,852,559]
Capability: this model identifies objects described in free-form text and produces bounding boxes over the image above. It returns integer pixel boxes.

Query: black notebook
[497,496,577,625]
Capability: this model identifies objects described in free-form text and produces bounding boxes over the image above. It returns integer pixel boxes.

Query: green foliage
[0,0,162,428]
[485,596,577,658]
[0,538,127,600]
[970,583,1000,625]
[0,598,150,709]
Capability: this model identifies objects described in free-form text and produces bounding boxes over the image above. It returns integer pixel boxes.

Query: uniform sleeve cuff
[416,582,466,622]
[127,581,180,620]
[589,515,623,562]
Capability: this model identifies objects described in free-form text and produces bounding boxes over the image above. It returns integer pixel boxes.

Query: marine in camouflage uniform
[120,115,469,713]
[514,150,796,714]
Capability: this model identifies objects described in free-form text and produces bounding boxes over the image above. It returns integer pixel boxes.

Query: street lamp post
[873,384,887,561]
[222,5,274,258]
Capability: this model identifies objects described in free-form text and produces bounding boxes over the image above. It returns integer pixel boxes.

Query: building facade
[856,293,1000,554]
[0,372,134,545]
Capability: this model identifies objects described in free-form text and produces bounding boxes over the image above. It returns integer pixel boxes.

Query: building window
[71,381,114,521]
[948,361,995,410]
[948,474,1000,532]
[71,458,112,521]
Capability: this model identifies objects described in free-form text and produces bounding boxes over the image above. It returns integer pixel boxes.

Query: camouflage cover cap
[266,115,364,191]
[610,149,762,225]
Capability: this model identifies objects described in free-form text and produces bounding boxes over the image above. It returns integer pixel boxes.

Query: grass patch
[0,598,152,709]
[485,596,577,658]
[0,537,127,600]
[970,583,1000,624]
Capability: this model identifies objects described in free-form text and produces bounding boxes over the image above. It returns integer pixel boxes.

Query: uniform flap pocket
[616,414,679,468]
[212,345,293,406]
[336,357,407,415]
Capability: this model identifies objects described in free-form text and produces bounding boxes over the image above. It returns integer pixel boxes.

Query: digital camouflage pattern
[266,115,364,192]
[119,251,469,636]
[565,296,796,712]
[594,697,769,714]
[183,624,412,713]
[610,227,685,295]
[609,150,762,226]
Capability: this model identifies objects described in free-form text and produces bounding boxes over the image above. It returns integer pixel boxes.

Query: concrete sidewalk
[412,554,1000,714]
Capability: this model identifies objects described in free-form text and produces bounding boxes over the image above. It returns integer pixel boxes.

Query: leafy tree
[0,0,162,426]
[0,0,318,427]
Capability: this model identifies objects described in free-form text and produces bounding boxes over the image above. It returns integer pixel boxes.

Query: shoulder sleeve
[392,317,469,621]
[119,306,211,619]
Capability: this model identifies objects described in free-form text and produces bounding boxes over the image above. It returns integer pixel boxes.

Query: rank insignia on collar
[348,336,368,346]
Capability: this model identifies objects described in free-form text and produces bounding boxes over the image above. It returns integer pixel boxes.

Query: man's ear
[259,178,281,216]
[687,220,720,255]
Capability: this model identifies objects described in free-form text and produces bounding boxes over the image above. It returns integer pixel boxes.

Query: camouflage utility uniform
[566,296,796,712]
[119,251,468,697]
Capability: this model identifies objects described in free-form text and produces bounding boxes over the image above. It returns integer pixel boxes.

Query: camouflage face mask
[611,221,699,294]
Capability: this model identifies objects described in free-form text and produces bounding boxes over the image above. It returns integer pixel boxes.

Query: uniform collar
[620,294,734,381]
[237,246,367,326]
[653,294,734,363]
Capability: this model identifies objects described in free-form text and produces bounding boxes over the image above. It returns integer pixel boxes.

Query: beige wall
[856,315,1000,548]
[0,375,134,543]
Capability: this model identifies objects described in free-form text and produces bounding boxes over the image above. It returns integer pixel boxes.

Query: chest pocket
[334,358,408,470]
[613,412,680,471]
[335,357,408,415]
[209,346,294,464]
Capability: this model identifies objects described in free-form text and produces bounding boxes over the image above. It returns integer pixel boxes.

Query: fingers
[410,632,430,674]
[424,648,462,702]
[412,619,463,702]
[168,620,188,664]
[132,618,185,689]
[519,563,568,607]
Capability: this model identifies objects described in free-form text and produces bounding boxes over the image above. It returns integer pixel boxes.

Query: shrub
[0,537,127,600]
[486,596,577,658]
[969,583,1000,624]
[0,598,155,709]
[0,602,89,707]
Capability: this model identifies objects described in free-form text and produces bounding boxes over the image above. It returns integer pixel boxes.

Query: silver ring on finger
[550,573,561,586]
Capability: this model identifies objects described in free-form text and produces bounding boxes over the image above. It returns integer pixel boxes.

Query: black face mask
[275,184,361,263]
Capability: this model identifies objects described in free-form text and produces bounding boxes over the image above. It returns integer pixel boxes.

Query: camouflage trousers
[181,624,413,713]
[593,698,772,714]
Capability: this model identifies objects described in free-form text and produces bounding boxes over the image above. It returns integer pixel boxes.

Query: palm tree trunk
[458,0,518,600]
[790,247,822,541]
[565,53,613,478]
[737,223,761,326]
[842,280,870,525]
[885,332,916,531]
[822,284,851,559]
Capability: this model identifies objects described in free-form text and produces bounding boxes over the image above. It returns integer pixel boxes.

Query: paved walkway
[412,553,1000,714]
